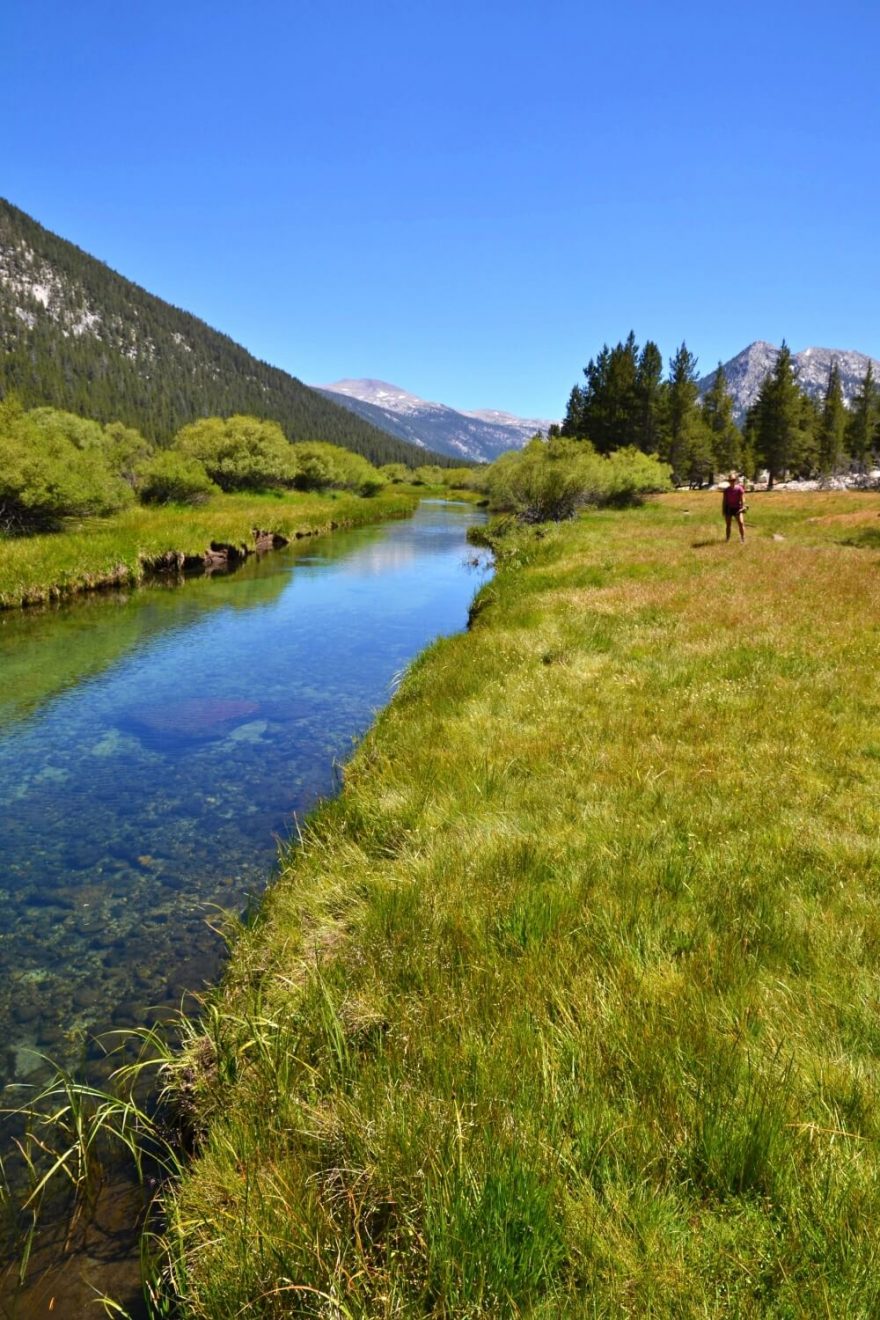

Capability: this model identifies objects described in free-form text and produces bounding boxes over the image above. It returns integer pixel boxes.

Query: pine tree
[561,384,587,438]
[795,391,820,476]
[563,333,640,452]
[748,342,803,487]
[606,331,641,450]
[817,361,846,475]
[846,362,879,470]
[682,412,716,487]
[700,363,742,476]
[635,341,664,454]
[661,342,701,482]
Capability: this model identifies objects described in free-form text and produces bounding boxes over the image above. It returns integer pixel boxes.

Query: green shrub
[378,462,411,484]
[102,421,153,489]
[27,408,154,489]
[356,471,386,497]
[439,465,487,493]
[291,441,387,496]
[137,451,218,505]
[602,446,675,505]
[332,446,388,496]
[485,436,671,521]
[413,464,446,486]
[26,406,107,453]
[174,415,297,491]
[0,399,133,534]
[290,442,337,491]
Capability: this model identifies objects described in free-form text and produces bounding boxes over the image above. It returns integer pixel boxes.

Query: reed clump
[153,491,880,1315]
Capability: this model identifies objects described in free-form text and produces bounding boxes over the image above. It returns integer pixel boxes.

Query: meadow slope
[162,491,880,1317]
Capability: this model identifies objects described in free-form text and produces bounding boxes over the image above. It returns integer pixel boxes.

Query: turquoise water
[0,501,489,1090]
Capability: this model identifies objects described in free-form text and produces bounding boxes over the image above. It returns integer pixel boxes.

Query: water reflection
[0,502,489,1091]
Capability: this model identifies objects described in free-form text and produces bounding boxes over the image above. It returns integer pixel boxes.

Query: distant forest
[0,199,457,468]
[560,332,880,486]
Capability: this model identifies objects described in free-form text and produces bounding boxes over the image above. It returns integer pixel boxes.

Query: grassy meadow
[0,486,419,609]
[157,490,880,1316]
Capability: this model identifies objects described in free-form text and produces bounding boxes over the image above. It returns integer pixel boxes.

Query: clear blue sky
[4,0,879,419]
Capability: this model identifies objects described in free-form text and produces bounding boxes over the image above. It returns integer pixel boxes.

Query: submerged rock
[11,1042,43,1078]
[90,727,140,758]
[123,698,260,746]
[226,719,268,744]
[33,764,71,784]
[259,698,314,724]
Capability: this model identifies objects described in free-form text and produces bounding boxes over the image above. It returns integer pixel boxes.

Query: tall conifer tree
[817,361,846,475]
[662,342,701,482]
[561,383,587,438]
[846,362,879,469]
[700,363,742,475]
[563,333,645,452]
[635,341,664,454]
[748,342,802,487]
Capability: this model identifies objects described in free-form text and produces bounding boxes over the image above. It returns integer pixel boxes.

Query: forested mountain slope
[0,199,453,466]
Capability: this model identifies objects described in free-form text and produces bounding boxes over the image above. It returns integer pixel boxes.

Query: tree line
[559,333,880,487]
[0,399,456,535]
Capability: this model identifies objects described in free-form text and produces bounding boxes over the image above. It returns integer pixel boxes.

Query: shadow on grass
[840,529,880,550]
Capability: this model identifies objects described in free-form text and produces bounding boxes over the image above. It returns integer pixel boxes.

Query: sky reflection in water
[0,501,489,1088]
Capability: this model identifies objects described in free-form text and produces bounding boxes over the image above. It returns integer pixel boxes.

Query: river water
[0,500,488,1308]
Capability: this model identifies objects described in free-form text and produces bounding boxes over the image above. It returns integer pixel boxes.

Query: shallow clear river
[0,500,489,1092]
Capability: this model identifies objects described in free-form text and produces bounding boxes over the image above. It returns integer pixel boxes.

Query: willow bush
[0,398,134,534]
[485,436,671,521]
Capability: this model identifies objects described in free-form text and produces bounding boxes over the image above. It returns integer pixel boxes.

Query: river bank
[0,500,490,1315]
[0,486,422,609]
[159,489,880,1316]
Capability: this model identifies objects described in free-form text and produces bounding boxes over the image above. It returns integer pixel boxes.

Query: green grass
[154,490,880,1316]
[0,487,419,609]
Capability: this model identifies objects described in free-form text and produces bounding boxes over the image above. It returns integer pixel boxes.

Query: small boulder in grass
[772,533,785,541]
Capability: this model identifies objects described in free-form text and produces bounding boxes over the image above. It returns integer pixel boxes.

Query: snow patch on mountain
[699,342,880,420]
[0,235,175,357]
[316,379,556,462]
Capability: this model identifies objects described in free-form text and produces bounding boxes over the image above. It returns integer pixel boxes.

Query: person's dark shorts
[723,506,743,518]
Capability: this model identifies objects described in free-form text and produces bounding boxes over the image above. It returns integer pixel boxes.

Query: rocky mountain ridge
[699,341,880,420]
[316,379,556,463]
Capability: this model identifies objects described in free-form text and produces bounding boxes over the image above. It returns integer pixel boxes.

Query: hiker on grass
[722,471,746,543]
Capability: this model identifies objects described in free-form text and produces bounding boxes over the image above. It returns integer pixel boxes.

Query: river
[0,499,488,1310]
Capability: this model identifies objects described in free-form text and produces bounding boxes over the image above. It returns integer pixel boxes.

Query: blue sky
[4,0,879,419]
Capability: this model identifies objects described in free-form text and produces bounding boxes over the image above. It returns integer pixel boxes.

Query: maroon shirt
[723,482,744,513]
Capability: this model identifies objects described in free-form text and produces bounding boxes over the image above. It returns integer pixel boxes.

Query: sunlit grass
[151,490,880,1315]
[0,487,419,608]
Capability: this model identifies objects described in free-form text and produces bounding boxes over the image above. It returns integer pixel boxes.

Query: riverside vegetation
[0,398,482,608]
[100,484,878,1316]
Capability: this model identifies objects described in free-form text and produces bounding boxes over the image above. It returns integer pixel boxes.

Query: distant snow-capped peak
[699,341,880,419]
[324,379,429,413]
[315,378,557,463]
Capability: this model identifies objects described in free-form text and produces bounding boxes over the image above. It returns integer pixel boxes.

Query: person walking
[722,471,746,543]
